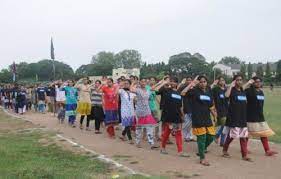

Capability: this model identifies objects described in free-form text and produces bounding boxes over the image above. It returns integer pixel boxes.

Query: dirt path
[7,110,281,179]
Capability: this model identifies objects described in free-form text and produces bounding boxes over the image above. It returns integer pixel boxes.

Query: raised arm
[210,79,219,89]
[243,79,254,90]
[130,82,138,93]
[180,75,199,96]
[225,81,236,98]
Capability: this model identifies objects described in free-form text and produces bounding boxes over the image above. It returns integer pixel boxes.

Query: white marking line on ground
[1,107,149,177]
[56,134,149,177]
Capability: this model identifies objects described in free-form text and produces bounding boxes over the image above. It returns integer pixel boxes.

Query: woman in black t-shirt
[211,76,228,146]
[222,74,253,161]
[155,77,188,157]
[182,76,217,166]
[246,77,277,156]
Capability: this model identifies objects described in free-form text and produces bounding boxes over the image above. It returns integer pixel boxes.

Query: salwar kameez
[102,85,119,137]
[245,87,276,155]
[223,87,249,159]
[188,87,215,160]
[135,88,157,146]
[64,86,78,125]
[158,87,184,153]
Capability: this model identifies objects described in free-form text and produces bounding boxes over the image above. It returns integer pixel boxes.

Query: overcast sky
[0,0,280,70]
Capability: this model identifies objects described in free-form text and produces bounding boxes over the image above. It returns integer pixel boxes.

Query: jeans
[182,113,193,140]
[38,100,45,113]
[216,126,226,145]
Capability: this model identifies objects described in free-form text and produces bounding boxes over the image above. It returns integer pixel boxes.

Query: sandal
[151,145,159,150]
[266,151,278,156]
[179,152,190,158]
[119,136,126,141]
[222,153,231,158]
[160,149,168,155]
[200,160,210,166]
[242,157,253,162]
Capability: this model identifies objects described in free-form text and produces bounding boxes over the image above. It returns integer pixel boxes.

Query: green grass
[0,111,166,179]
[264,87,281,143]
[0,112,108,178]
[0,132,109,178]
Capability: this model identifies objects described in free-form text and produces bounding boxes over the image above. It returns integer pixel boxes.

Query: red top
[101,85,119,110]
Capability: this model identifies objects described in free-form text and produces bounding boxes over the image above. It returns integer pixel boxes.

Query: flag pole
[51,37,56,116]
[12,61,16,83]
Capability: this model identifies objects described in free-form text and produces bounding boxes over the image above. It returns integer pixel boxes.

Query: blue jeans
[68,115,76,125]
[38,101,45,113]
[183,113,193,140]
[216,126,225,146]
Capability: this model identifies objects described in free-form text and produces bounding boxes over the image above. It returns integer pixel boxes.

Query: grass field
[0,111,168,179]
[263,87,281,143]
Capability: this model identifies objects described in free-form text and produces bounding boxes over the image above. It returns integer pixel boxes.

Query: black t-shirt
[49,87,56,97]
[12,87,20,99]
[225,87,247,128]
[159,87,183,123]
[212,86,228,118]
[156,85,170,110]
[37,87,46,101]
[46,87,51,96]
[178,84,192,114]
[17,90,27,102]
[187,87,214,128]
[245,87,265,122]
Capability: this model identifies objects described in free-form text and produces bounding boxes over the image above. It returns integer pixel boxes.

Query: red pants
[106,126,115,137]
[247,137,270,152]
[260,137,270,152]
[161,123,183,153]
[223,135,247,157]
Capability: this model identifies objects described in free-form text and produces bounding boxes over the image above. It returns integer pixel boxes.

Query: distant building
[213,64,240,77]
[112,68,140,81]
[213,62,278,78]
[86,68,140,82]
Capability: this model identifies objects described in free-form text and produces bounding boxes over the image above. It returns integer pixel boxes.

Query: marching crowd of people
[0,74,278,166]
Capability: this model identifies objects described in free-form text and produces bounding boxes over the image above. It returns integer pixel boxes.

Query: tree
[219,56,241,65]
[247,62,253,79]
[91,51,115,66]
[276,60,281,81]
[140,62,169,79]
[114,49,142,69]
[265,62,271,79]
[168,52,211,80]
[256,65,264,77]
[240,63,247,79]
[6,60,76,82]
[0,69,12,83]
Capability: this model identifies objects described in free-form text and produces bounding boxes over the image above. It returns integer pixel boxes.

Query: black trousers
[122,126,132,140]
[94,118,102,131]
[80,115,91,127]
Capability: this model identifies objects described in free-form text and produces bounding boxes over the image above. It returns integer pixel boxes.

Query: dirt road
[8,111,281,179]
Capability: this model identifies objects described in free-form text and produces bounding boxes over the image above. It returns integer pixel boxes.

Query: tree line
[1,49,281,85]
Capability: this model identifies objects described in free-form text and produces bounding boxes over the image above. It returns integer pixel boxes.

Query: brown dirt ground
[4,110,281,179]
